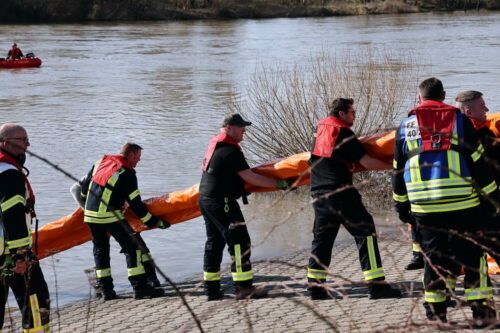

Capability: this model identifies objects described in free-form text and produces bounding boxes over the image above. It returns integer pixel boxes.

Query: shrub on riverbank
[226,48,421,210]
[1,0,499,22]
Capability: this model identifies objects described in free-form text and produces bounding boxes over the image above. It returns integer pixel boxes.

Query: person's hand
[276,179,295,190]
[13,259,27,274]
[398,211,414,225]
[157,219,170,229]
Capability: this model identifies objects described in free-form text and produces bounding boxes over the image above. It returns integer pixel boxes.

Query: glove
[145,217,170,229]
[397,210,414,225]
[276,179,295,190]
[157,219,170,229]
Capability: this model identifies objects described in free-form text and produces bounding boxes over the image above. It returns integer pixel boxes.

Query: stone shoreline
[4,231,500,332]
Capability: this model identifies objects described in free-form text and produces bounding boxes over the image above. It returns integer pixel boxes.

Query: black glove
[145,217,170,229]
[398,211,414,225]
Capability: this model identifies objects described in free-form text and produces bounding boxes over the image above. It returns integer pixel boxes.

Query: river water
[0,12,499,305]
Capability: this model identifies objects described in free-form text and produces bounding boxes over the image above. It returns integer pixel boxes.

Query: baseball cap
[221,114,252,127]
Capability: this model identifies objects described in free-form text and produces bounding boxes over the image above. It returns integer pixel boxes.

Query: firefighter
[7,42,23,60]
[393,78,498,325]
[79,143,168,300]
[454,90,500,290]
[307,98,402,300]
[199,113,290,301]
[0,123,50,332]
[70,182,162,288]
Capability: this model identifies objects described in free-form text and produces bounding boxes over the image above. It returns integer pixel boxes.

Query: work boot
[445,296,458,308]
[423,302,447,323]
[204,280,224,301]
[235,286,268,300]
[471,300,500,329]
[405,252,424,270]
[143,260,162,288]
[368,282,402,299]
[207,290,224,301]
[147,276,161,288]
[102,289,117,301]
[309,286,330,300]
[134,285,165,299]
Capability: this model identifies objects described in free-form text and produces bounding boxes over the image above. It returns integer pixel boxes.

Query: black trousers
[414,207,491,305]
[308,190,385,283]
[0,256,50,331]
[200,196,253,289]
[87,221,147,290]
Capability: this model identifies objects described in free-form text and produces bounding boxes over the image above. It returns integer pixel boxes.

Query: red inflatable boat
[0,57,42,68]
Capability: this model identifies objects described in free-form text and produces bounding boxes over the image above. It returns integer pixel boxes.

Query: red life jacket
[92,155,132,187]
[9,47,22,58]
[470,117,490,131]
[408,100,457,152]
[0,151,35,210]
[311,116,349,158]
[201,133,241,171]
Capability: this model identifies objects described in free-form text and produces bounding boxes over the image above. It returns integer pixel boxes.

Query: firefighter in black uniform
[307,98,402,300]
[393,78,498,325]
[79,143,168,300]
[200,114,290,301]
[0,123,50,332]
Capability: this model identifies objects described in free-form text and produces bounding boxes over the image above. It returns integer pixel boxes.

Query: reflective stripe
[446,277,457,290]
[29,294,42,329]
[203,271,221,281]
[307,268,327,280]
[363,267,385,281]
[480,254,488,289]
[410,195,480,213]
[7,236,32,249]
[471,144,485,162]
[408,187,473,201]
[481,181,497,195]
[446,150,460,179]
[84,209,124,224]
[23,323,51,333]
[408,155,421,183]
[128,266,146,277]
[107,171,121,187]
[140,212,152,223]
[98,188,112,213]
[96,268,112,278]
[80,192,87,198]
[232,270,253,282]
[392,159,397,169]
[465,287,493,301]
[84,210,124,218]
[366,236,378,271]
[141,253,151,262]
[0,194,25,212]
[234,244,242,273]
[406,177,472,190]
[127,250,145,277]
[424,290,446,303]
[129,189,140,200]
[393,193,409,202]
[412,242,421,253]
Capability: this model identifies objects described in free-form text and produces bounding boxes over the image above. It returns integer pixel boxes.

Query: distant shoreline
[1,0,499,23]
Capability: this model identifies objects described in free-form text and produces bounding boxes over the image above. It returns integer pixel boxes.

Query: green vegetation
[1,0,499,22]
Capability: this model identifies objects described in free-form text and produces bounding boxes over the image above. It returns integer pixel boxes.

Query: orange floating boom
[36,113,500,275]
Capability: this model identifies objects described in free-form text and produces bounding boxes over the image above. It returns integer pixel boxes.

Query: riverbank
[4,229,500,332]
[1,0,499,22]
